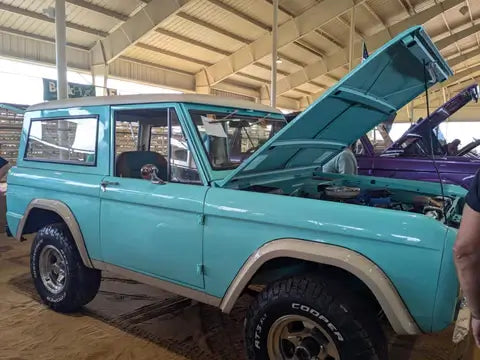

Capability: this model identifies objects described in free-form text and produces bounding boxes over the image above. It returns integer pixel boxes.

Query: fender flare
[16,199,93,268]
[220,238,420,335]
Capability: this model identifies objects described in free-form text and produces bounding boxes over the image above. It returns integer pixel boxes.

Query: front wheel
[30,223,101,312]
[245,275,387,360]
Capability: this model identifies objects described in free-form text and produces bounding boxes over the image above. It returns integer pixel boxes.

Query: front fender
[220,238,420,335]
[203,187,449,333]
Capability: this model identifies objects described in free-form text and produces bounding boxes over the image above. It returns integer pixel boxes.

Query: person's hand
[472,317,480,347]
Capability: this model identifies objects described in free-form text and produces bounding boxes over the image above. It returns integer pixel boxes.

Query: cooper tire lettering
[291,302,344,342]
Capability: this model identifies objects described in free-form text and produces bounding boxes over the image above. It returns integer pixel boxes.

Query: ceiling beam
[155,27,291,77]
[66,0,129,21]
[109,57,195,92]
[434,64,480,88]
[155,28,230,55]
[176,12,250,44]
[0,26,88,51]
[448,47,480,67]
[0,31,90,71]
[90,0,191,66]
[363,2,386,27]
[0,2,107,37]
[196,0,367,88]
[314,29,345,50]
[274,0,465,97]
[206,0,270,31]
[118,56,194,76]
[135,43,211,67]
[435,22,480,50]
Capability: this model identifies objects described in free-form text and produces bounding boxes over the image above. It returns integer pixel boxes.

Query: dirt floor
[0,233,478,360]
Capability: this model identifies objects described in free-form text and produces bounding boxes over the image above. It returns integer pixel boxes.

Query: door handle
[100,180,119,192]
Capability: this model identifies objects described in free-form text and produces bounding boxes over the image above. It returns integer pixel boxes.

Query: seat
[115,151,168,180]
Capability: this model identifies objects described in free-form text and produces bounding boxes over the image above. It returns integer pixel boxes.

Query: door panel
[99,105,206,289]
[100,177,206,288]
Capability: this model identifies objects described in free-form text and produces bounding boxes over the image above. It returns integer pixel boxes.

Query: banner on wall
[42,78,96,100]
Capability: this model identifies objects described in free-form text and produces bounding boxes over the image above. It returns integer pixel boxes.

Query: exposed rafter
[66,0,129,21]
[135,43,211,67]
[196,0,367,88]
[155,27,290,76]
[206,0,270,31]
[274,0,465,98]
[118,56,194,76]
[314,29,345,50]
[436,23,480,50]
[176,12,250,44]
[90,0,191,66]
[363,2,386,27]
[155,28,230,56]
[0,26,88,51]
[0,2,107,37]
[448,47,480,67]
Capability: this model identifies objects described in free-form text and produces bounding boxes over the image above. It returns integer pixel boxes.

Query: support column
[260,85,271,105]
[270,0,279,108]
[195,69,212,94]
[348,6,356,71]
[91,64,107,96]
[55,0,68,100]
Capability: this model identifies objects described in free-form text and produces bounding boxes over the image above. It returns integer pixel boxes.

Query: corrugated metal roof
[0,0,478,110]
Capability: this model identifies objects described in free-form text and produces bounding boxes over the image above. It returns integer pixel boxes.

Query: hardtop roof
[27,93,283,114]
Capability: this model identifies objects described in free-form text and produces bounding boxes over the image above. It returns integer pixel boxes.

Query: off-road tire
[245,274,388,360]
[30,223,101,312]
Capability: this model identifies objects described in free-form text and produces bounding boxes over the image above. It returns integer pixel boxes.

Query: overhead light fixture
[276,57,282,64]
[459,5,469,16]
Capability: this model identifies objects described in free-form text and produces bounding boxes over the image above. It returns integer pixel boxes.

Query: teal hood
[218,26,452,187]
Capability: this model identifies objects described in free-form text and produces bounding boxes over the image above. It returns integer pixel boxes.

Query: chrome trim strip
[16,199,93,268]
[91,260,221,307]
[220,239,421,335]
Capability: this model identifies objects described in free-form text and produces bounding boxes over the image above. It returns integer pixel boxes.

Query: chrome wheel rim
[267,315,340,360]
[39,245,67,294]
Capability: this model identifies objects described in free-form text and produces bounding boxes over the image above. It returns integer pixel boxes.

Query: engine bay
[242,174,464,228]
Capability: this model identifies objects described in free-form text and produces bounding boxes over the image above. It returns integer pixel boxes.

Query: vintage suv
[6,27,467,360]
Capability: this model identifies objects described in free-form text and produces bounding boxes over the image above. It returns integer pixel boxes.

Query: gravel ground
[0,234,475,360]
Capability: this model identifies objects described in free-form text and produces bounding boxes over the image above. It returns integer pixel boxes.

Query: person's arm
[337,151,357,175]
[454,204,480,317]
[454,171,480,346]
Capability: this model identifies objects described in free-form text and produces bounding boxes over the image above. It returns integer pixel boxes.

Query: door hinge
[198,214,205,225]
[196,264,205,275]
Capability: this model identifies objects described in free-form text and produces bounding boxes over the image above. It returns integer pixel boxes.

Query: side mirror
[141,164,166,184]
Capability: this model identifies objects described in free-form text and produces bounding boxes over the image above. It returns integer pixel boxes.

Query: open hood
[218,26,452,188]
[387,84,479,152]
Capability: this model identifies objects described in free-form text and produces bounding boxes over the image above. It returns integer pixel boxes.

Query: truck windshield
[188,109,287,170]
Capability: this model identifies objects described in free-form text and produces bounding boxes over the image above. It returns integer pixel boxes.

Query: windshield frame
[181,103,286,182]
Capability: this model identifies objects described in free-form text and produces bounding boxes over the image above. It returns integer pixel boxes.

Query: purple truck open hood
[387,84,479,152]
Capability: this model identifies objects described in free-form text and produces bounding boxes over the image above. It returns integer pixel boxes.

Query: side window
[114,108,201,184]
[168,110,201,184]
[25,117,98,165]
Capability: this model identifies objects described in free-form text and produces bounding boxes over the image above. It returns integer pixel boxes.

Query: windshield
[188,109,287,170]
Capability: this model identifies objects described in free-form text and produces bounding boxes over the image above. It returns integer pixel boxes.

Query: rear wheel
[245,275,387,360]
[30,223,101,312]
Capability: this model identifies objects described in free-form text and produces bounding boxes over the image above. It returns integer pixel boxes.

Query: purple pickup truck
[356,84,480,189]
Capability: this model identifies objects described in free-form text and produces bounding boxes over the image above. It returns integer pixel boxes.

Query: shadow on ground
[8,266,471,360]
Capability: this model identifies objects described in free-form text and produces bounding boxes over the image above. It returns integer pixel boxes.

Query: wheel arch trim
[220,238,421,335]
[16,198,93,268]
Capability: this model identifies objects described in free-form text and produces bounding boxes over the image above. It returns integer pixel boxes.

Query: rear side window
[25,117,98,165]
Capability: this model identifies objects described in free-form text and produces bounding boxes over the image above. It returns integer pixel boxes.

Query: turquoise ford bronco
[6,27,468,359]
